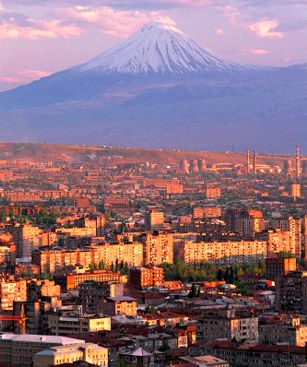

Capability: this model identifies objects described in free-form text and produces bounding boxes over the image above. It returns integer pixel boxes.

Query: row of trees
[89,259,129,275]
[161,259,265,284]
[0,206,58,226]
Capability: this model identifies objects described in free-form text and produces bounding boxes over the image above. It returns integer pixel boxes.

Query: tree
[98,261,105,270]
[217,269,223,281]
[1,208,6,223]
[188,284,200,298]
[9,206,14,219]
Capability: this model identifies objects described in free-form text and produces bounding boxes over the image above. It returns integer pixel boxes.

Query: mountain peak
[140,21,184,35]
[77,21,243,75]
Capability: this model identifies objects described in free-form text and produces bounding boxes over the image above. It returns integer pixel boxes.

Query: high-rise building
[225,209,264,238]
[275,271,307,313]
[265,257,297,281]
[145,209,164,231]
[289,216,302,257]
[7,224,42,258]
[296,145,301,178]
[291,183,301,198]
[142,232,174,265]
[246,149,251,174]
[0,276,27,310]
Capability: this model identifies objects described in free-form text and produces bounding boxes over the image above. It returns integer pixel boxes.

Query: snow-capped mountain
[77,22,244,74]
[0,22,306,152]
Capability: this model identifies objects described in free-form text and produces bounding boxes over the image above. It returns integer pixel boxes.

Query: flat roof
[0,333,84,345]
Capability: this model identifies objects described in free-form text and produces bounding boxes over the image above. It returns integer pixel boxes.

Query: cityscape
[0,144,302,366]
[1,0,307,366]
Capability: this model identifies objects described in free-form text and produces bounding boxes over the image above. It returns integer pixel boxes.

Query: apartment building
[142,232,174,265]
[178,240,267,265]
[0,276,27,310]
[47,314,111,335]
[32,242,143,274]
[197,309,259,344]
[129,266,164,289]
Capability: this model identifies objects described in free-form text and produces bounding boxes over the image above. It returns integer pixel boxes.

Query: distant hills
[0,142,295,167]
[0,21,306,152]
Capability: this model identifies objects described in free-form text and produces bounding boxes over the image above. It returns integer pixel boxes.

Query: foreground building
[33,342,108,367]
[0,333,84,367]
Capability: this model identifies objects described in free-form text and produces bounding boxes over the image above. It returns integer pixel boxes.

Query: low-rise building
[47,313,111,335]
[33,342,108,367]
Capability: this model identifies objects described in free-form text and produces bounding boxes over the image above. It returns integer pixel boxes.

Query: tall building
[225,209,265,238]
[289,216,302,257]
[142,232,174,265]
[145,209,164,231]
[246,149,251,174]
[0,276,27,310]
[296,145,301,178]
[8,224,42,258]
[265,257,297,281]
[291,183,301,199]
[275,271,307,313]
[267,229,291,257]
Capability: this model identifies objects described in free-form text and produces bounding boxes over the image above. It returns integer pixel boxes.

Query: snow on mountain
[77,21,246,75]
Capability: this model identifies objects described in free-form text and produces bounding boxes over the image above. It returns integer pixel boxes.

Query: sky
[1,0,307,91]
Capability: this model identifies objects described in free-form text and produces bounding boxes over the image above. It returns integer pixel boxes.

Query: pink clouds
[214,28,224,36]
[248,19,283,39]
[249,48,269,56]
[0,19,83,40]
[64,5,175,38]
[0,1,83,40]
[0,69,50,84]
[0,69,50,91]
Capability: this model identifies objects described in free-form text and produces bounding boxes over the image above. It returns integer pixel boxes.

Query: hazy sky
[1,0,307,91]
